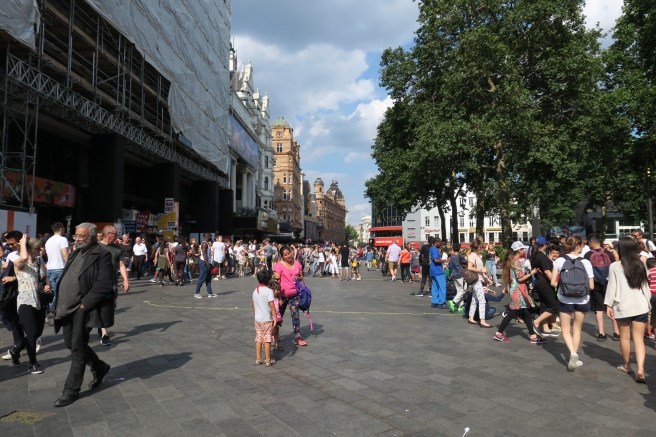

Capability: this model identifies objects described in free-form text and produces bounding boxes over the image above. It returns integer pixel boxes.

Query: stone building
[314,179,347,243]
[271,117,303,235]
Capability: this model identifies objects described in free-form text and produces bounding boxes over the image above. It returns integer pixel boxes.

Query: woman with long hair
[273,246,306,346]
[494,242,543,343]
[551,236,594,371]
[605,237,652,383]
[485,242,500,287]
[9,235,51,373]
[468,240,492,327]
[212,235,226,280]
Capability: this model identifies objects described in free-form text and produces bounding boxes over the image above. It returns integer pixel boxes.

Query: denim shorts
[558,301,590,313]
[615,312,649,324]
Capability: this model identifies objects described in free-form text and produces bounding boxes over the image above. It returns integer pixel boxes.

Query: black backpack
[559,257,590,298]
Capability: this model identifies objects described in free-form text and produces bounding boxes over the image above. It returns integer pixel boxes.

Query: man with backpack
[584,234,619,341]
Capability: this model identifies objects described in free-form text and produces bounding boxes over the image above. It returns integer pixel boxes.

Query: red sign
[3,171,76,207]
[136,211,150,232]
[373,237,404,247]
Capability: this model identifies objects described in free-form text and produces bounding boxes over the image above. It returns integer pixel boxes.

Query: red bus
[369,226,404,248]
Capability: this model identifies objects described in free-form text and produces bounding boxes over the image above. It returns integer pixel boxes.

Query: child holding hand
[252,270,277,366]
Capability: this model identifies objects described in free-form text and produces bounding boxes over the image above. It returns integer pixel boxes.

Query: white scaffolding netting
[84,0,232,175]
[0,0,39,49]
[1,0,232,175]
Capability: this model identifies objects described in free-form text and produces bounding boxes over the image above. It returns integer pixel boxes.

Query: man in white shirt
[45,222,70,316]
[132,237,148,280]
[386,240,402,281]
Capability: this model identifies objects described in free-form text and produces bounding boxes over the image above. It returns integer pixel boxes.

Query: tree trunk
[495,141,513,249]
[600,200,608,241]
[475,170,485,242]
[437,204,447,242]
[449,192,459,245]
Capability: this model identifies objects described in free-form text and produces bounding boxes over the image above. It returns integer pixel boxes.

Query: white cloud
[583,0,623,34]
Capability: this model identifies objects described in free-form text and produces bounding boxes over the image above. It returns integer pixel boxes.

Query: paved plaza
[1,269,655,437]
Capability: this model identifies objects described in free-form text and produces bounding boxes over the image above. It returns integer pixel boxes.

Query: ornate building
[357,214,372,244]
[272,117,303,234]
[314,179,347,243]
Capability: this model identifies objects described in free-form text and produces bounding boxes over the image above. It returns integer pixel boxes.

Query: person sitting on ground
[463,287,505,321]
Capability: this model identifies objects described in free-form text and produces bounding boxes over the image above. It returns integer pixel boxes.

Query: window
[460,233,466,242]
[489,232,495,242]
[273,159,276,167]
[425,217,430,226]
[288,191,292,201]
[283,174,287,184]
[469,219,475,228]
[434,216,439,226]
[282,206,287,212]
[469,232,475,243]
[469,197,475,206]
[277,132,282,138]
[459,217,464,228]
[265,156,269,167]
[523,232,528,242]
[277,143,282,153]
[512,232,518,241]
[264,177,269,190]
[283,191,287,200]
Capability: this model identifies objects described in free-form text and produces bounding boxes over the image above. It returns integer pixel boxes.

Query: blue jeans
[47,269,63,312]
[431,274,446,305]
[195,260,213,295]
[485,260,497,283]
[311,260,317,276]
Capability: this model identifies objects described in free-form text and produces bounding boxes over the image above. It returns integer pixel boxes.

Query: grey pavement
[1,268,655,437]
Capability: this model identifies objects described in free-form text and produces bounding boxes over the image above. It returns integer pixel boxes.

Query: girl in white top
[467,240,491,327]
[329,249,338,278]
[212,236,226,279]
[605,237,652,383]
[551,236,594,372]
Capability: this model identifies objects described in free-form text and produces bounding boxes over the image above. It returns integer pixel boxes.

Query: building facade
[314,179,347,243]
[357,214,371,244]
[0,1,233,237]
[271,117,303,235]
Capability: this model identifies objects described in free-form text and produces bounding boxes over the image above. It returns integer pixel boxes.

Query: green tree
[367,0,602,248]
[345,224,359,243]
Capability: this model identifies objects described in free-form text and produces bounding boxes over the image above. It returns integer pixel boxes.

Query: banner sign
[230,115,258,168]
[164,198,175,212]
[2,171,76,207]
[136,211,150,232]
[123,220,137,233]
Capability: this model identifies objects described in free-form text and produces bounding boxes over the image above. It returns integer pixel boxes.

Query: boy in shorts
[252,270,277,366]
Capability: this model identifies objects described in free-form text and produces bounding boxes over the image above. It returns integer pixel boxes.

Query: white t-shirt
[640,251,654,259]
[387,244,402,262]
[213,241,225,262]
[252,285,274,322]
[553,254,593,304]
[581,245,590,257]
[7,251,19,263]
[45,235,69,269]
[132,243,148,256]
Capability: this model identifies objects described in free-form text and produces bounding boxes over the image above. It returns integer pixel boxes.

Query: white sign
[164,198,175,212]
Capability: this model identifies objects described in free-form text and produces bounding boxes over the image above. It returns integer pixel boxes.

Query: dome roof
[314,178,324,186]
[327,181,343,198]
[271,117,290,128]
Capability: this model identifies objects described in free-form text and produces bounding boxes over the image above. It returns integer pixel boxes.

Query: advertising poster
[229,115,258,168]
[2,171,76,207]
[550,226,586,238]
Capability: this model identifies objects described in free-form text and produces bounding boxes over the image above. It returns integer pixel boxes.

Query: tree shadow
[109,321,183,343]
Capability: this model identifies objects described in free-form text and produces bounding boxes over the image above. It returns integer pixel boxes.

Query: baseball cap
[535,236,548,246]
[511,241,529,251]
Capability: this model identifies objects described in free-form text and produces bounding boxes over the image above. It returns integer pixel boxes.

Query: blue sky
[231,0,623,225]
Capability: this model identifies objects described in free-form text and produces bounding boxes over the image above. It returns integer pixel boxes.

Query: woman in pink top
[273,246,306,346]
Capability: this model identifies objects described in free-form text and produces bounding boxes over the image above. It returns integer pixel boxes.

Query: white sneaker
[213,277,220,281]
[1,352,9,360]
[148,278,156,283]
[567,353,579,372]
[36,337,41,353]
[194,294,202,298]
[575,360,583,368]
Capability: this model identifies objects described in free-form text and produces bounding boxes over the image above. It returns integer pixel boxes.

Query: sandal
[274,345,284,351]
[636,372,646,384]
[254,359,264,365]
[617,365,632,374]
[265,358,276,367]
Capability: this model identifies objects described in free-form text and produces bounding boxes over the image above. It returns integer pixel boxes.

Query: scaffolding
[0,0,228,208]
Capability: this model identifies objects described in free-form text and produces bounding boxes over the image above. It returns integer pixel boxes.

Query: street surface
[1,269,655,436]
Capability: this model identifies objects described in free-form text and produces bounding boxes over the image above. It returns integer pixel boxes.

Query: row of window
[423,216,501,228]
[421,232,530,243]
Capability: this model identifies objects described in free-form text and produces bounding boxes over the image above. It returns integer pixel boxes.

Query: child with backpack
[252,269,277,366]
[551,236,594,372]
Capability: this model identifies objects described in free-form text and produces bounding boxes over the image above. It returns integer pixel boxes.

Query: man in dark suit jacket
[53,222,115,407]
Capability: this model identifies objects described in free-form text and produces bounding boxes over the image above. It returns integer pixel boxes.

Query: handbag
[36,259,54,307]
[463,268,478,285]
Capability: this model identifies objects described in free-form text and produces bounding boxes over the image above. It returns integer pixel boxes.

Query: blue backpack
[295,279,313,330]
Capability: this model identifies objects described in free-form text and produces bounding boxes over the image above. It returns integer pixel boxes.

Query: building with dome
[271,117,303,236]
[313,178,347,243]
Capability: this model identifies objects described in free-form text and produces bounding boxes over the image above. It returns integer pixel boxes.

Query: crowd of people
[2,222,656,405]
[388,232,655,383]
